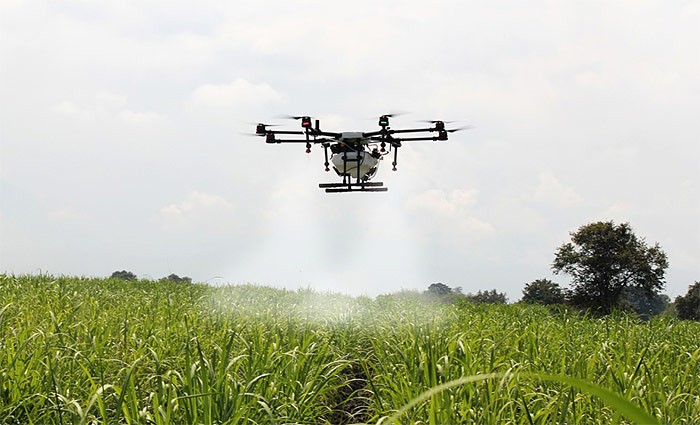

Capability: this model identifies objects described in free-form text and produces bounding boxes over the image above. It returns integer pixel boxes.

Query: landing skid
[318,182,388,193]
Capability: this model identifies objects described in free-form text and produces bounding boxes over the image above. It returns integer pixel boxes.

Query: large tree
[552,221,668,315]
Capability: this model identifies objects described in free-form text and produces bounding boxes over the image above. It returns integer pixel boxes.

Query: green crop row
[1,274,698,424]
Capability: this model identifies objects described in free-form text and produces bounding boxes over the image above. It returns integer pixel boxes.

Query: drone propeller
[255,122,283,135]
[365,111,408,120]
[446,125,475,133]
[276,114,315,129]
[277,114,312,120]
[419,119,458,124]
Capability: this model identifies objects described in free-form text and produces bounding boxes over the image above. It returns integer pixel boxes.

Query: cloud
[599,202,631,223]
[406,188,494,240]
[47,208,90,223]
[190,78,286,110]
[156,191,238,235]
[532,171,583,208]
[406,188,479,216]
[53,94,166,124]
[118,109,166,124]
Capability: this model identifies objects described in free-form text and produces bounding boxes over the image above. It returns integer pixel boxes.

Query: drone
[254,114,469,193]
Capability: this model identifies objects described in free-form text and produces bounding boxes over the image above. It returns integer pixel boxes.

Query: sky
[1,0,699,301]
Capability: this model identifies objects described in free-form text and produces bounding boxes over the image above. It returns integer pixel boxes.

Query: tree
[521,279,565,305]
[465,289,508,304]
[675,281,700,321]
[110,270,137,281]
[426,282,453,297]
[620,286,670,318]
[552,221,668,315]
[160,274,192,284]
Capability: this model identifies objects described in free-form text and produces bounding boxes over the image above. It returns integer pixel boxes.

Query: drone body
[255,115,466,193]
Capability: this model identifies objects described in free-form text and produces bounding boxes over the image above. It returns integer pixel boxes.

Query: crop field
[1,274,699,424]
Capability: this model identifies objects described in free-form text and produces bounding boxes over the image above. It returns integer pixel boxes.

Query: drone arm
[362,130,383,137]
[368,134,447,143]
[386,127,437,134]
[390,134,448,142]
[267,130,305,135]
[309,129,343,138]
[363,125,442,138]
[265,137,337,144]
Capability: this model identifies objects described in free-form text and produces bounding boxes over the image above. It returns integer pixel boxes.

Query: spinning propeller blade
[447,125,475,133]
[419,119,458,124]
[277,114,312,120]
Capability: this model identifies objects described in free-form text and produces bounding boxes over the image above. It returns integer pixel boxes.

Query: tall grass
[1,274,698,424]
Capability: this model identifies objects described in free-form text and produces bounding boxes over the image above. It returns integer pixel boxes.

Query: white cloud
[406,188,479,216]
[53,101,95,119]
[47,208,90,223]
[190,78,285,110]
[53,94,166,124]
[156,191,238,234]
[118,109,166,124]
[599,202,631,223]
[532,171,583,208]
[406,188,494,241]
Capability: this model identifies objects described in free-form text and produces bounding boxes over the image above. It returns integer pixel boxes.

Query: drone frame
[256,115,456,193]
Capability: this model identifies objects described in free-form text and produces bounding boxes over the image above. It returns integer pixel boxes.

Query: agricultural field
[1,274,699,424]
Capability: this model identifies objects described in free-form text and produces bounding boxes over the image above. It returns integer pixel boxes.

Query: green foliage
[159,274,192,284]
[2,274,699,423]
[110,270,137,281]
[464,289,508,304]
[425,282,453,296]
[553,221,668,315]
[675,281,700,321]
[521,278,565,305]
[620,286,670,319]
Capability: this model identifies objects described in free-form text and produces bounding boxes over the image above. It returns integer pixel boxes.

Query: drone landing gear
[318,182,388,193]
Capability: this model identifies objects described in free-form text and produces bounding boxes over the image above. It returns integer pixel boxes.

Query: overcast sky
[1,1,698,300]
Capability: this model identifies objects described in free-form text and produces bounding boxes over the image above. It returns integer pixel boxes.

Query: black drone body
[255,115,466,193]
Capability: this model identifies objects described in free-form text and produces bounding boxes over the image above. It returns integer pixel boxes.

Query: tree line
[428,220,699,321]
[108,220,699,321]
[110,270,192,284]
